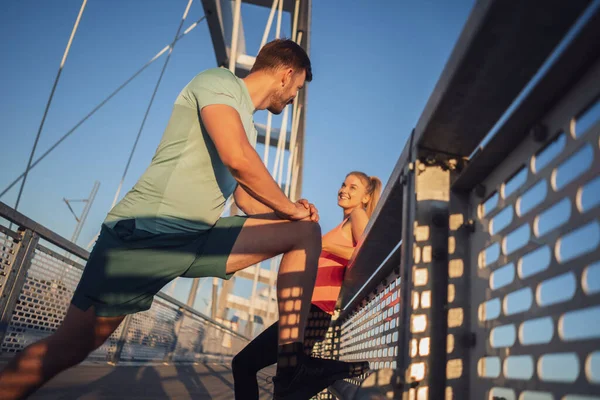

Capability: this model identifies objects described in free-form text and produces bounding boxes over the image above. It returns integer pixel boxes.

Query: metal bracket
[111,314,133,364]
[399,172,408,186]
[459,219,476,234]
[417,153,465,173]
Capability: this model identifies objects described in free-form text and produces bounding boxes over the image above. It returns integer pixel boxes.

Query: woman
[232,171,382,399]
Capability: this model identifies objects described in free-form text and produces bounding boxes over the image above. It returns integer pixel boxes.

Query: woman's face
[337,174,369,211]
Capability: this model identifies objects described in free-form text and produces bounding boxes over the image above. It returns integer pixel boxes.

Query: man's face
[268,69,306,115]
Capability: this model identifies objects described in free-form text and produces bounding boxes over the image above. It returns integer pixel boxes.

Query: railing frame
[327,1,600,399]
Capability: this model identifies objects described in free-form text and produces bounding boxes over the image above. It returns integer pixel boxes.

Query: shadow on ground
[18,362,275,400]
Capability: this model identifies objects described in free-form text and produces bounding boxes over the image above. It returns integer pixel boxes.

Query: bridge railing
[0,203,249,364]
[317,1,600,399]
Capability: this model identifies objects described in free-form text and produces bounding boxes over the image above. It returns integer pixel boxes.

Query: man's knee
[43,332,94,366]
[294,220,321,245]
[51,322,111,363]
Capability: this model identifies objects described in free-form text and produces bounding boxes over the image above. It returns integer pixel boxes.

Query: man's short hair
[251,39,313,82]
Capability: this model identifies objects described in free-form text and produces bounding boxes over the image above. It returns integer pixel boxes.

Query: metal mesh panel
[311,327,339,400]
[172,313,207,362]
[311,326,337,359]
[445,194,471,400]
[338,276,401,385]
[0,242,123,359]
[120,298,179,361]
[201,322,247,358]
[0,244,84,353]
[469,70,600,398]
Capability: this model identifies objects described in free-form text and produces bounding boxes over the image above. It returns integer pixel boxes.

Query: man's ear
[281,68,294,87]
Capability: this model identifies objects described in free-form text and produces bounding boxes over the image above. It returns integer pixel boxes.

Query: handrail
[453,0,600,191]
[341,240,402,314]
[1,201,89,259]
[0,201,250,342]
[155,292,250,341]
[413,0,593,158]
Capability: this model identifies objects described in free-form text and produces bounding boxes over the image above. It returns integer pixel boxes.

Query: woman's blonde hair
[347,171,382,217]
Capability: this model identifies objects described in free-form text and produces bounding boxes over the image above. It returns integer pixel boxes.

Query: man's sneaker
[273,355,370,400]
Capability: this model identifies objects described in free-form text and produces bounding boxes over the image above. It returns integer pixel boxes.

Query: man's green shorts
[71,216,247,317]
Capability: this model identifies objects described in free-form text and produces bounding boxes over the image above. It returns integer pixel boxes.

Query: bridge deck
[0,362,275,399]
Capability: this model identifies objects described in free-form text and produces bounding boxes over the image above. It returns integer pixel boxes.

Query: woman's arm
[322,208,370,260]
[322,241,355,260]
[349,207,369,241]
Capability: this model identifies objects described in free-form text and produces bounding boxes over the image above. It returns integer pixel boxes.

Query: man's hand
[296,199,319,222]
[275,199,319,222]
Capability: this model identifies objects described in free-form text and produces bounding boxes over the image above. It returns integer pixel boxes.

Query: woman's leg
[232,306,333,399]
[232,320,279,400]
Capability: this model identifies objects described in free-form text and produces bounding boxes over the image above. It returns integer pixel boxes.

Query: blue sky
[0,1,475,315]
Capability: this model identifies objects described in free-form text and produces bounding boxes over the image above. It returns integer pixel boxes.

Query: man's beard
[267,92,287,115]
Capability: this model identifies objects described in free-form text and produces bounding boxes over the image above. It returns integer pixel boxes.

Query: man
[0,39,364,400]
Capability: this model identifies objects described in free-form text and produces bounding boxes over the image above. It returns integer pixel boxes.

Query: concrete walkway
[11,362,275,399]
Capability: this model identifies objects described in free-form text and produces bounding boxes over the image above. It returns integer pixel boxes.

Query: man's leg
[0,305,124,400]
[222,215,372,399]
[224,215,321,355]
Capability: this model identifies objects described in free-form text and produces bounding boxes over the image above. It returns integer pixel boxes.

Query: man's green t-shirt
[104,68,257,234]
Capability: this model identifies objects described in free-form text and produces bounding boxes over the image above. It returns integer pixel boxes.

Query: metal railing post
[164,278,200,362]
[445,189,473,399]
[406,160,451,399]
[111,314,133,364]
[395,164,416,396]
[0,228,39,347]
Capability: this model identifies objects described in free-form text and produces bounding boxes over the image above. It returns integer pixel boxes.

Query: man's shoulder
[178,68,246,112]
[188,67,240,89]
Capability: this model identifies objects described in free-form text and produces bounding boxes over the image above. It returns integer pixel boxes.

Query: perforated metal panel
[310,326,339,400]
[1,243,82,352]
[469,62,600,399]
[0,241,124,359]
[311,325,337,360]
[120,298,179,361]
[172,313,207,362]
[201,323,247,358]
[338,275,402,384]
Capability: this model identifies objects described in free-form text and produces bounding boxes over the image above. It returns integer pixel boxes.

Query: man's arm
[201,104,307,220]
[233,185,274,215]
